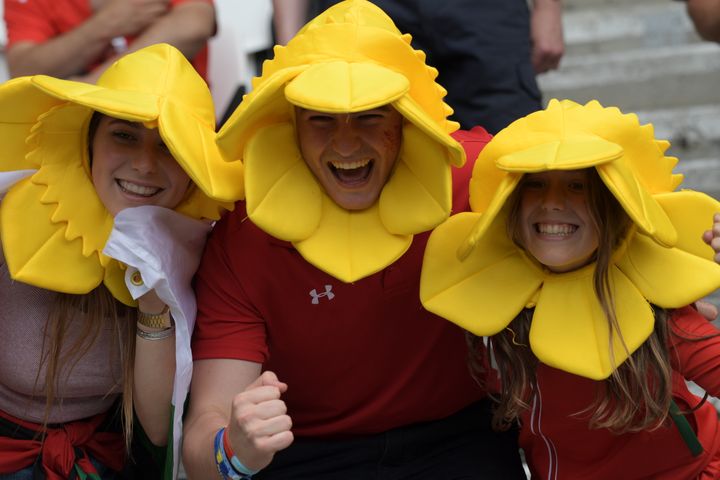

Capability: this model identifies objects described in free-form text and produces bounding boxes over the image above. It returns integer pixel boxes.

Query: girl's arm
[669,305,720,396]
[134,289,175,446]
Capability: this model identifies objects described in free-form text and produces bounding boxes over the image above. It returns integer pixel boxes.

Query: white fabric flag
[104,205,211,480]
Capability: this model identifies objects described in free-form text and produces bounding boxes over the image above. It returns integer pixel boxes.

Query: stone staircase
[538,0,720,311]
[538,0,720,201]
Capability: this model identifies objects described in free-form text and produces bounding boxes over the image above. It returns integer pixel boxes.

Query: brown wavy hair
[470,168,677,433]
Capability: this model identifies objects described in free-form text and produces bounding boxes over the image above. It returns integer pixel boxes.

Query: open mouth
[117,179,162,197]
[534,222,578,237]
[328,159,373,186]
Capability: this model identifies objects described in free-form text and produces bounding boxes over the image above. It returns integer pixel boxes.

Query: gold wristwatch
[137,305,172,329]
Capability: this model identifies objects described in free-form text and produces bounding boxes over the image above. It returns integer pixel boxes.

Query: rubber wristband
[222,427,259,476]
[214,427,243,480]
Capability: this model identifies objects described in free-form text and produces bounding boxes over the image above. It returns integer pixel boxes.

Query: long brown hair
[35,111,137,450]
[474,168,675,433]
[37,288,137,449]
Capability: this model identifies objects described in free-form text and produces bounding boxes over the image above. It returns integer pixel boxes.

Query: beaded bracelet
[214,427,258,479]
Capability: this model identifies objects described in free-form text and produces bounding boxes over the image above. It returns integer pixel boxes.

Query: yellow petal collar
[245,121,453,282]
[421,198,720,380]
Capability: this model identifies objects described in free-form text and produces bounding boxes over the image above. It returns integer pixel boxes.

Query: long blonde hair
[474,168,675,433]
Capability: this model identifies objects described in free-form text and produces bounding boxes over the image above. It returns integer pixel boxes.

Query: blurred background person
[3,0,215,83]
[272,0,564,133]
[685,0,720,42]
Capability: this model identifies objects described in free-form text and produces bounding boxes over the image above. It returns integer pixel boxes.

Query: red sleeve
[4,0,57,48]
[451,126,493,166]
[191,207,268,364]
[450,127,492,214]
[669,305,720,396]
[170,0,213,5]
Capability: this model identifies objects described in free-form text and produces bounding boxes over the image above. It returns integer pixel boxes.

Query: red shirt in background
[3,0,211,81]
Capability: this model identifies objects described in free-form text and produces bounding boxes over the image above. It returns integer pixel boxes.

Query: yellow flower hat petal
[295,195,412,282]
[420,211,543,336]
[618,231,720,308]
[655,190,720,259]
[530,264,655,380]
[0,44,237,305]
[217,0,463,282]
[421,99,720,379]
[244,123,323,241]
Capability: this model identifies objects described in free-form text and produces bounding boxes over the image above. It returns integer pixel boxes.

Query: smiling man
[294,106,403,211]
[182,1,528,479]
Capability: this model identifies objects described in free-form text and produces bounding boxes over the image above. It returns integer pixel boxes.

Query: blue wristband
[230,453,258,477]
[214,428,251,480]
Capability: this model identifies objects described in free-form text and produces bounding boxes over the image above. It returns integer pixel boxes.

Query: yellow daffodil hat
[0,43,243,305]
[421,99,720,380]
[216,0,465,283]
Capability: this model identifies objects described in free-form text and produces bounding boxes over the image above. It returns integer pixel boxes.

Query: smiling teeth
[537,223,577,235]
[331,159,370,170]
[118,180,161,196]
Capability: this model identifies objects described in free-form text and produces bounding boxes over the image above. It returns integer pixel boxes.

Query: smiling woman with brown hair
[0,43,241,479]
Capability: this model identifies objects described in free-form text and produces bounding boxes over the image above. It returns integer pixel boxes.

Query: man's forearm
[183,410,227,479]
[272,0,310,45]
[120,2,216,63]
[7,16,115,78]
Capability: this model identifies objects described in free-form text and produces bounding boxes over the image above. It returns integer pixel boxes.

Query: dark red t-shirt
[192,128,493,437]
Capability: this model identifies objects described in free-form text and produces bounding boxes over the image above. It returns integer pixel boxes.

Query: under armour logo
[309,285,335,304]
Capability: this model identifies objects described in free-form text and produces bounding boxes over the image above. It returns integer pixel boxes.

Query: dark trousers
[255,399,526,479]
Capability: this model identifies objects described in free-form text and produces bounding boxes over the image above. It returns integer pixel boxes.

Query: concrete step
[636,104,720,157]
[538,42,720,112]
[562,1,701,56]
[636,105,720,198]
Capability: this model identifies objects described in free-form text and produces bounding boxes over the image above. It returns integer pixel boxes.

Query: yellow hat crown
[216,0,465,282]
[462,99,682,257]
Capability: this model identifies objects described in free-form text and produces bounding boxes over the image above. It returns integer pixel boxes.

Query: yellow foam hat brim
[423,192,720,380]
[285,61,409,113]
